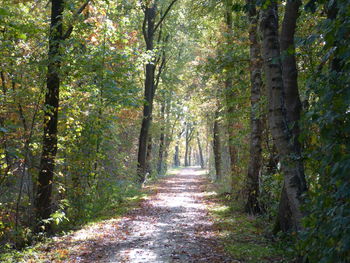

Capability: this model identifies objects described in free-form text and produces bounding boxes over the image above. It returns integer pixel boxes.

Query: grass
[206,193,293,262]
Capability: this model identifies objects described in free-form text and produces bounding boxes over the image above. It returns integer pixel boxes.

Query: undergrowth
[206,193,294,262]
[0,179,154,262]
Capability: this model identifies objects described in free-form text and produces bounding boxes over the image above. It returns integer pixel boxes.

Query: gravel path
[39,168,236,263]
[108,168,234,263]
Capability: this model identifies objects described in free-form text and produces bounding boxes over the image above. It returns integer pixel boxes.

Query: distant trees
[184,122,194,166]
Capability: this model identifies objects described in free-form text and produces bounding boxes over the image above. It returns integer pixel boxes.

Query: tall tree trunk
[245,0,263,214]
[197,133,204,168]
[174,130,181,167]
[184,123,194,167]
[260,0,306,231]
[224,0,238,188]
[162,98,175,172]
[137,5,156,182]
[36,0,64,229]
[137,0,178,182]
[184,126,189,167]
[157,100,166,174]
[281,0,303,152]
[274,0,307,232]
[273,182,293,233]
[157,126,165,174]
[213,111,222,180]
[146,134,153,174]
[174,143,180,167]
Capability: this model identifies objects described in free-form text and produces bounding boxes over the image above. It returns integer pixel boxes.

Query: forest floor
[6,168,288,263]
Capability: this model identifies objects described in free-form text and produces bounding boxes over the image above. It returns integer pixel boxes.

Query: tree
[196,132,204,168]
[244,0,263,214]
[137,0,178,182]
[184,122,194,166]
[213,109,222,180]
[35,0,65,229]
[223,0,238,189]
[260,0,307,231]
[36,0,90,229]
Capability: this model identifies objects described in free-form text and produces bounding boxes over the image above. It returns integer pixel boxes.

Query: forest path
[35,168,236,262]
[107,167,234,263]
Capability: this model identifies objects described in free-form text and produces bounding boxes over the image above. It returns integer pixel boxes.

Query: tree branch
[154,55,167,93]
[157,10,163,44]
[142,7,148,44]
[63,0,91,40]
[154,0,179,32]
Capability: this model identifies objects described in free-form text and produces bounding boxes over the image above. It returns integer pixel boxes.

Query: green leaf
[0,8,11,16]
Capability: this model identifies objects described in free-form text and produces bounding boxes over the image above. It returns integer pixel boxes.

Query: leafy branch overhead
[0,1,349,263]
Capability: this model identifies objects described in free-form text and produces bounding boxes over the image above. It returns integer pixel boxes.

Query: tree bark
[260,0,306,231]
[137,4,156,182]
[137,0,178,183]
[273,0,307,232]
[273,183,293,234]
[280,0,303,149]
[174,144,180,167]
[162,98,176,172]
[184,126,189,167]
[213,111,222,180]
[245,0,263,214]
[184,123,194,167]
[197,133,204,168]
[157,101,166,174]
[145,134,153,174]
[174,130,182,167]
[35,0,64,229]
[223,0,238,188]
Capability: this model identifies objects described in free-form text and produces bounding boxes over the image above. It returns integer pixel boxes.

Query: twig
[154,0,179,32]
[62,0,92,40]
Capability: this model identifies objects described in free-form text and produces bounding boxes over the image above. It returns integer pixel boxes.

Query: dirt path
[107,168,234,263]
[34,168,236,263]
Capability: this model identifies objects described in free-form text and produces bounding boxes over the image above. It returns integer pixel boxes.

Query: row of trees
[1,0,349,262]
[0,0,185,244]
[194,0,349,261]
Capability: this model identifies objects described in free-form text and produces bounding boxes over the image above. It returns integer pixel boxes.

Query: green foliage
[259,170,283,219]
[298,1,350,262]
[208,193,291,262]
[1,0,349,261]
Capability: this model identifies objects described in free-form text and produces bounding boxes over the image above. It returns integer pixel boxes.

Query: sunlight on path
[108,168,233,263]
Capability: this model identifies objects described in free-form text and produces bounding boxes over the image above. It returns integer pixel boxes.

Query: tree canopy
[0,0,349,262]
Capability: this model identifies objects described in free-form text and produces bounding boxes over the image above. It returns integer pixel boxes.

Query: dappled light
[1,0,349,262]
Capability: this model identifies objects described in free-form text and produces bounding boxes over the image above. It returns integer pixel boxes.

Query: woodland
[0,0,349,262]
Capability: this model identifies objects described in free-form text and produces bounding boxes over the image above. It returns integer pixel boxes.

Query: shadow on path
[43,168,237,263]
